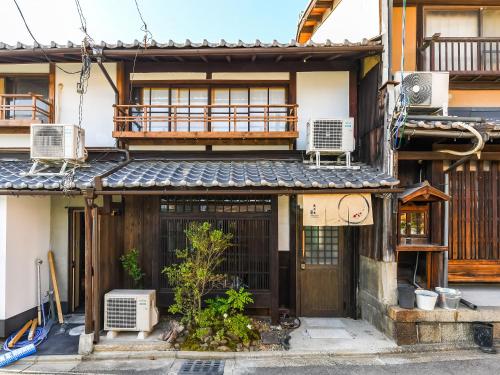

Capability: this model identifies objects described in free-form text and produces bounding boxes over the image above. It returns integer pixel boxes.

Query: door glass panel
[249,88,267,131]
[425,10,479,37]
[171,88,189,131]
[483,9,500,37]
[304,226,339,265]
[269,87,286,131]
[189,88,208,131]
[212,88,230,131]
[149,89,169,131]
[231,88,249,131]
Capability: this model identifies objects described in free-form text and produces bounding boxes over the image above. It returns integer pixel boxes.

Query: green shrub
[162,222,232,325]
[120,248,145,288]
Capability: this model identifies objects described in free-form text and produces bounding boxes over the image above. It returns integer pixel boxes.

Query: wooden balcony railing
[422,36,500,74]
[113,104,299,144]
[0,94,53,129]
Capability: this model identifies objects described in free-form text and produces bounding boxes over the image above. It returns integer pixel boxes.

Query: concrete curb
[11,340,490,364]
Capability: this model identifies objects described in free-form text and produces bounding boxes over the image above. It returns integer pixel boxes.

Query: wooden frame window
[399,205,430,245]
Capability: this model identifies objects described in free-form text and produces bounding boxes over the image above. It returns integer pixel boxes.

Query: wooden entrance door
[299,226,342,317]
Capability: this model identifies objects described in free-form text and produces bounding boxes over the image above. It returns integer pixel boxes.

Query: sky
[1,0,308,45]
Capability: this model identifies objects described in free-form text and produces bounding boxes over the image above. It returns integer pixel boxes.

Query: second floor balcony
[113,103,299,145]
[422,35,500,78]
[0,93,53,133]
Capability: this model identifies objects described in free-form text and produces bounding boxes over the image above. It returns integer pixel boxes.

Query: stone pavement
[288,317,398,354]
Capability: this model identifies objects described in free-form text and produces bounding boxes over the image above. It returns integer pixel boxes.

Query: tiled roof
[0,160,117,190]
[0,38,380,51]
[404,119,500,132]
[101,160,399,189]
[0,159,398,191]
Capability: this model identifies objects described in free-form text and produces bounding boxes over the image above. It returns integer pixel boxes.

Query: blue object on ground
[0,344,36,368]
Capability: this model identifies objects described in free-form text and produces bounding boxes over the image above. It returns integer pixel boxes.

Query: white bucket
[415,289,438,311]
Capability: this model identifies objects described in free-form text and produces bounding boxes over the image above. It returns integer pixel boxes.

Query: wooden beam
[48,250,64,324]
[84,189,95,335]
[97,60,119,104]
[398,151,500,161]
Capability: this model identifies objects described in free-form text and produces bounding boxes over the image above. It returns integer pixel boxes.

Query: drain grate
[178,360,225,375]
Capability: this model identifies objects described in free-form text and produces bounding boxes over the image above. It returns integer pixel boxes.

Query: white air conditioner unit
[307,118,355,155]
[104,290,159,336]
[394,71,449,111]
[30,124,85,161]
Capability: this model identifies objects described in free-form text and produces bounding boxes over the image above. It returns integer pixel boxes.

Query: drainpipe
[443,172,449,287]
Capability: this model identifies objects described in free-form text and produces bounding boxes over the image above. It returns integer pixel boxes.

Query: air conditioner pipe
[406,115,485,123]
[403,129,500,138]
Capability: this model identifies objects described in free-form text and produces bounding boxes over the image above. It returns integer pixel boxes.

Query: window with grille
[303,226,339,265]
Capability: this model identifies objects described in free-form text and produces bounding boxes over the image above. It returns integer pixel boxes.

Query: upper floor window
[425,8,500,38]
[0,75,51,123]
[130,85,288,132]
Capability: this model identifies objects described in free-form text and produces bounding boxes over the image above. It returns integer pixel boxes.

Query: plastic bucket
[398,284,416,309]
[415,289,438,311]
[435,287,461,310]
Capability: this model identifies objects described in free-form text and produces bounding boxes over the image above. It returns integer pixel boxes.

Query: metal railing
[422,36,500,73]
[113,104,298,134]
[0,93,53,124]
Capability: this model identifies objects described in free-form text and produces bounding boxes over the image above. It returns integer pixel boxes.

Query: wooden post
[84,189,95,335]
[48,250,64,324]
[92,207,100,344]
[270,196,279,324]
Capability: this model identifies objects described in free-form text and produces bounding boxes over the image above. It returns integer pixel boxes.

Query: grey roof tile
[0,160,117,190]
[101,160,399,189]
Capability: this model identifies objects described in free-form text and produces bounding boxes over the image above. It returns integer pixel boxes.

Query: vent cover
[31,125,64,159]
[401,73,432,105]
[105,297,137,329]
[312,119,343,150]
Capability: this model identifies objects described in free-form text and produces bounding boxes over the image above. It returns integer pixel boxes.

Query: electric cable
[12,0,81,75]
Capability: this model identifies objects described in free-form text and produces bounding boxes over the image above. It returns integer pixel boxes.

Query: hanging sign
[302,194,373,226]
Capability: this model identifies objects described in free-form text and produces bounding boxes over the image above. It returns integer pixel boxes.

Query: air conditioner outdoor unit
[30,124,85,161]
[104,290,159,338]
[307,118,355,155]
[394,71,449,111]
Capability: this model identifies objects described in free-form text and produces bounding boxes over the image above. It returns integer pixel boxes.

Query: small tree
[120,248,145,288]
[162,222,232,325]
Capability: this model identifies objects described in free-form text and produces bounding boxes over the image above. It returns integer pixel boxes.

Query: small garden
[154,222,279,351]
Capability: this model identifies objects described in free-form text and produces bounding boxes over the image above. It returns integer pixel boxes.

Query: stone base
[79,332,95,355]
[388,306,500,346]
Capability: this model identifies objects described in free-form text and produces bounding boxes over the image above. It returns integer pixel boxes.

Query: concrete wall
[296,71,349,150]
[312,0,380,43]
[3,196,51,319]
[358,255,397,336]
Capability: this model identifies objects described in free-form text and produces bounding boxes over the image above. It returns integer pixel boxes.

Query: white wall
[212,72,289,80]
[312,0,380,43]
[4,196,51,319]
[56,62,117,148]
[0,64,49,74]
[278,195,290,251]
[296,71,350,150]
[131,72,206,80]
[0,197,6,320]
[0,134,30,148]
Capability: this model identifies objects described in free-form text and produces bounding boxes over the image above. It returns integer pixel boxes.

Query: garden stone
[217,345,231,352]
[174,344,180,350]
[227,333,239,341]
[200,343,209,350]
[219,339,228,345]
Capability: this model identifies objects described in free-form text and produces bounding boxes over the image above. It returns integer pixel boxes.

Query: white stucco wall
[0,63,49,74]
[3,196,51,319]
[212,72,290,80]
[0,134,30,148]
[296,71,350,150]
[56,62,117,148]
[312,0,380,43]
[131,72,207,80]
[0,197,6,320]
[278,195,290,251]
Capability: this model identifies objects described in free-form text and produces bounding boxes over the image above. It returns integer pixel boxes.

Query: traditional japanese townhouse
[0,37,400,341]
[380,0,500,344]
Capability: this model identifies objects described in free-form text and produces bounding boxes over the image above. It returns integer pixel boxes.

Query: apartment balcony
[113,104,299,145]
[421,35,500,86]
[0,94,53,133]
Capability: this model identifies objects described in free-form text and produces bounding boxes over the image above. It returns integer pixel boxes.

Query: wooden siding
[447,160,500,282]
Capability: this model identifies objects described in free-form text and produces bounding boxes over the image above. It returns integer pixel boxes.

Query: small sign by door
[302,194,373,226]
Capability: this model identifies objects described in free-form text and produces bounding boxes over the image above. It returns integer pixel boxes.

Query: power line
[129,0,154,103]
[12,0,81,75]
